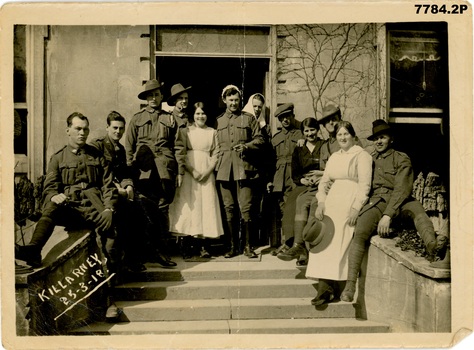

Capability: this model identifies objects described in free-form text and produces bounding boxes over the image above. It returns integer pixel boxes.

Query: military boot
[225,220,240,258]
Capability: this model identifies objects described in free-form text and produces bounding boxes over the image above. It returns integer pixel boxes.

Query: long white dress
[169,125,224,238]
[305,145,372,281]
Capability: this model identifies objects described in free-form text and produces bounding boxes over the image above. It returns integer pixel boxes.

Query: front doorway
[157,56,269,126]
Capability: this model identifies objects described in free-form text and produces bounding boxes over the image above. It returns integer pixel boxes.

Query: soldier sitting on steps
[15,112,120,320]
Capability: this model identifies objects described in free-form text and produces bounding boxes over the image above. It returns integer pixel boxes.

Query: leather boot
[413,213,437,255]
[430,248,450,269]
[225,220,239,258]
[243,221,258,258]
[17,217,56,267]
[296,246,308,266]
[178,236,194,259]
[311,279,335,306]
[340,280,356,302]
[15,244,42,268]
[278,243,305,261]
[28,216,55,247]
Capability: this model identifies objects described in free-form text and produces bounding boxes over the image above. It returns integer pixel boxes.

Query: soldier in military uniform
[266,103,303,254]
[215,85,264,258]
[167,83,192,127]
[340,120,442,302]
[124,79,185,265]
[317,104,342,170]
[90,111,150,272]
[242,93,273,248]
[15,112,120,318]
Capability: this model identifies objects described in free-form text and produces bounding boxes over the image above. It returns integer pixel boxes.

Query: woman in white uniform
[170,102,224,258]
[305,121,372,305]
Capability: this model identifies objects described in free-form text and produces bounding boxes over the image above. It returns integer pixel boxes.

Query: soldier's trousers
[219,179,254,223]
[294,188,318,245]
[29,200,117,270]
[346,199,436,282]
[281,186,306,242]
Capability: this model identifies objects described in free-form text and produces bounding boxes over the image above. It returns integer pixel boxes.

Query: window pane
[156,26,270,55]
[14,109,28,155]
[389,30,446,109]
[14,25,27,103]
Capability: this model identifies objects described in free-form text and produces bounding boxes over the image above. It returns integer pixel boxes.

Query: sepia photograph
[1,1,472,349]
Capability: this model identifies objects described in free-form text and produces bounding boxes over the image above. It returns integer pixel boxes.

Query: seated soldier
[340,120,446,303]
[90,111,152,272]
[15,112,120,319]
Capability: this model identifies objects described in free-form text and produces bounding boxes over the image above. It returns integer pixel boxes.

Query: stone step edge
[70,318,389,335]
[115,278,317,288]
[115,297,356,308]
[127,266,306,280]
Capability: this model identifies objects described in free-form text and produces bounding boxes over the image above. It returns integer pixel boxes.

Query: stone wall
[360,236,451,332]
[44,25,149,161]
[275,23,385,143]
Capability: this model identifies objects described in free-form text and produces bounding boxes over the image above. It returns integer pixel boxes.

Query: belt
[65,182,89,200]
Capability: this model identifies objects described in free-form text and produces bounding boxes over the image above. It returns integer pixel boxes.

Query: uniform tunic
[29,144,118,251]
[89,135,133,189]
[306,145,372,281]
[172,108,191,128]
[319,137,339,171]
[215,110,264,181]
[363,148,413,217]
[215,109,264,222]
[43,144,117,210]
[353,148,436,251]
[271,127,303,193]
[90,135,147,266]
[125,106,185,180]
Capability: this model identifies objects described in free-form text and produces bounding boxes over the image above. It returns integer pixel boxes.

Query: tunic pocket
[59,162,77,185]
[85,159,100,183]
[136,120,152,140]
[235,125,249,143]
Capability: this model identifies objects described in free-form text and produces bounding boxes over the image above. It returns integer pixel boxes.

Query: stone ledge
[15,228,92,285]
[370,235,450,280]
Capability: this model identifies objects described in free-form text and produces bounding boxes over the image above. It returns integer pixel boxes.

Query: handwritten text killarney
[37,253,107,304]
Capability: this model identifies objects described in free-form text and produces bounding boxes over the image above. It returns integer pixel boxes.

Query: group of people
[15,77,449,319]
[269,105,448,305]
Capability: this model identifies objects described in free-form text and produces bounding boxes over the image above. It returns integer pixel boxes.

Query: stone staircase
[71,248,390,335]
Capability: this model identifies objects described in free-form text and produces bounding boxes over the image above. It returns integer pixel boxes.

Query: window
[153,26,273,125]
[14,25,28,173]
[155,25,271,56]
[387,23,448,124]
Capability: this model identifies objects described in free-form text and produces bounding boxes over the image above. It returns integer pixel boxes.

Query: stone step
[71,318,389,335]
[125,260,306,282]
[114,279,318,301]
[115,298,357,322]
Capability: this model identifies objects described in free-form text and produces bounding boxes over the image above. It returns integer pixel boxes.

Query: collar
[172,108,186,118]
[375,147,395,159]
[281,126,296,135]
[105,134,121,150]
[68,144,84,155]
[224,109,241,118]
[145,105,160,113]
